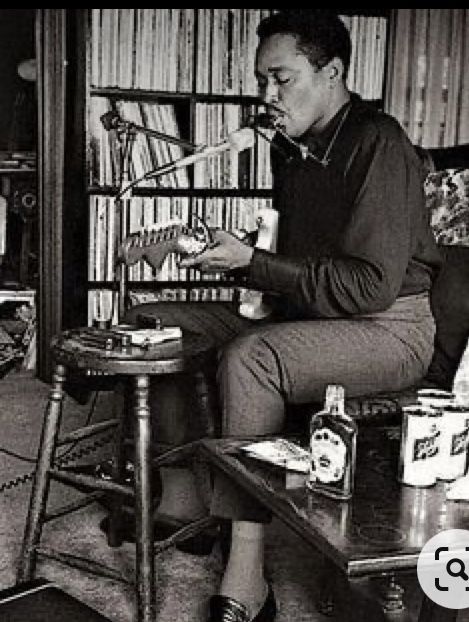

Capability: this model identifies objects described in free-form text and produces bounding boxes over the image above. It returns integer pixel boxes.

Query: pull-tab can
[437,405,469,481]
[399,405,441,487]
[417,388,454,410]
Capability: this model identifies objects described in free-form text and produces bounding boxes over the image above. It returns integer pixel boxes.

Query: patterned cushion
[425,168,469,246]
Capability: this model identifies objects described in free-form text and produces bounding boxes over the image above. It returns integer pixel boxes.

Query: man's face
[255,33,332,138]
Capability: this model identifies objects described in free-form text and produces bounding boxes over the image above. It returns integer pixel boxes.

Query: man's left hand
[179,229,254,273]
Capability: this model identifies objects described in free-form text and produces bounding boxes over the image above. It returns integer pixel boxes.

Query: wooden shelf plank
[87,186,273,198]
[91,86,262,106]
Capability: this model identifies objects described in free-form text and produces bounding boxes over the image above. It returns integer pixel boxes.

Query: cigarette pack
[113,326,182,346]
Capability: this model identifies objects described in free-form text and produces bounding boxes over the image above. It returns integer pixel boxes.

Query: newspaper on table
[241,438,310,473]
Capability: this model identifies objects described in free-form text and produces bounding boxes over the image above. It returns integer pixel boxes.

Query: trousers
[126,292,436,522]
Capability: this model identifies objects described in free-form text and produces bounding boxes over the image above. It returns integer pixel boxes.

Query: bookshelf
[81,9,390,324]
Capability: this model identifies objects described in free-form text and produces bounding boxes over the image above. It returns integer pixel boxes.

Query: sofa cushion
[425,245,469,389]
[425,168,469,246]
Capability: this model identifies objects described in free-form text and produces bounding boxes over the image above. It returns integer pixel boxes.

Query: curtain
[36,9,67,380]
[385,9,469,147]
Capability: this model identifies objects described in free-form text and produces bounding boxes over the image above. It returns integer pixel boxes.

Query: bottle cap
[324,384,345,412]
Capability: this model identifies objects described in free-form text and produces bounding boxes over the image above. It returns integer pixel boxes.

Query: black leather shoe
[207,584,276,622]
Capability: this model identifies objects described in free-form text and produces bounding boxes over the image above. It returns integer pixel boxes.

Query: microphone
[247,101,287,130]
[250,112,278,130]
[250,107,330,166]
[247,111,295,163]
[144,127,255,181]
[100,110,196,152]
[100,110,121,131]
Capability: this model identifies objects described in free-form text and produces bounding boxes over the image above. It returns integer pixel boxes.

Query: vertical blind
[385,9,469,147]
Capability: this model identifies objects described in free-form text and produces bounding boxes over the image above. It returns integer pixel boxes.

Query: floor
[0,370,463,621]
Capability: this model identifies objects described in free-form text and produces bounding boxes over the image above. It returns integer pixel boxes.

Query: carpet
[0,370,452,621]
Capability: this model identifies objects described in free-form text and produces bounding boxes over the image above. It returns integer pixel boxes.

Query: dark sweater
[244,94,442,319]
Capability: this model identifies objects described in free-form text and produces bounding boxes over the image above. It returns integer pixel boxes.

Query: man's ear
[326,58,345,85]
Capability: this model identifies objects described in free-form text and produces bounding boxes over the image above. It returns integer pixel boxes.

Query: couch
[342,142,469,425]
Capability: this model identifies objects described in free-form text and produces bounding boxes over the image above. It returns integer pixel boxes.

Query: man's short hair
[257,10,352,79]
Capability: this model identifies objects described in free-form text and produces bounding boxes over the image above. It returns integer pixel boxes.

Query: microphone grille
[229,127,255,153]
[100,110,120,131]
[254,113,276,129]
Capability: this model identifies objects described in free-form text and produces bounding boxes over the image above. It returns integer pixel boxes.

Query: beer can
[398,405,441,487]
[436,405,469,481]
[417,388,455,410]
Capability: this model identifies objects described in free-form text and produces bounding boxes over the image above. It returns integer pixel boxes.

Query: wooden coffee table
[200,427,469,621]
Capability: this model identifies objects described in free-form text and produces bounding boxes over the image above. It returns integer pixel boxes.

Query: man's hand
[179,229,254,273]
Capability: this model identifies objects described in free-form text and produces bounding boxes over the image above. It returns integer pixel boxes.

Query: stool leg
[133,374,155,622]
[17,363,66,583]
[193,368,218,438]
[107,381,127,547]
[316,556,338,616]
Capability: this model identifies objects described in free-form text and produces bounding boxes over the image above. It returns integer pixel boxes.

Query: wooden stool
[16,327,217,622]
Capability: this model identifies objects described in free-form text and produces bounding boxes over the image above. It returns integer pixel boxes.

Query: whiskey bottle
[307,384,357,500]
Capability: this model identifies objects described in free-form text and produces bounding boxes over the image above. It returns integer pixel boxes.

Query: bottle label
[310,427,347,484]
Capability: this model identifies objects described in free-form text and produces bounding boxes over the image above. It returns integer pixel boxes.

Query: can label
[399,407,441,487]
[451,427,469,456]
[413,430,440,461]
[436,410,469,481]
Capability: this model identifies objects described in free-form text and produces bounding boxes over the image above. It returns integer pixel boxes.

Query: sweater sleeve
[243,124,425,318]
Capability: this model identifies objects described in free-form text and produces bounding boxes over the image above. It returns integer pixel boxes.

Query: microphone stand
[109,118,197,320]
[110,121,259,319]
[100,110,196,153]
[124,121,196,153]
[115,124,137,320]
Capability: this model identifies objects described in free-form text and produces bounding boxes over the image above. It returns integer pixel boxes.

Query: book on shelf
[88,97,190,189]
[92,9,195,92]
[194,9,272,96]
[193,102,272,189]
[340,14,388,100]
[90,10,388,97]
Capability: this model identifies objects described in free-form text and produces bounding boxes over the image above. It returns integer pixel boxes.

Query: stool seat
[52,327,213,374]
[17,327,216,622]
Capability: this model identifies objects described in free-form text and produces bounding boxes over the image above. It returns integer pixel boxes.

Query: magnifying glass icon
[447,558,469,581]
